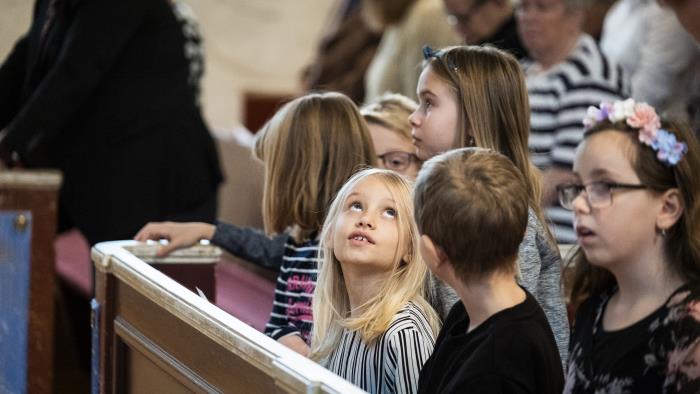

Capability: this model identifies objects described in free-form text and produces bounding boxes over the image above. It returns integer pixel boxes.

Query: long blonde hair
[310,169,440,361]
[425,45,552,242]
[253,92,376,242]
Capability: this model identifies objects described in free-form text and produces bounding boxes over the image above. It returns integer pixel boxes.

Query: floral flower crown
[583,98,688,166]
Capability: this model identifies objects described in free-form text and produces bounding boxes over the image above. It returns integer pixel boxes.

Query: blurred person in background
[363,0,459,103]
[601,0,698,124]
[443,0,527,59]
[516,0,627,243]
[301,0,382,103]
[0,0,222,245]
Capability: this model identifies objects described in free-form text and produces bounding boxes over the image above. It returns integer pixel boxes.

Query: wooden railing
[92,241,364,394]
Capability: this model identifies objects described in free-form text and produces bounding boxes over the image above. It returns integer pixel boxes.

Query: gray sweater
[428,208,570,366]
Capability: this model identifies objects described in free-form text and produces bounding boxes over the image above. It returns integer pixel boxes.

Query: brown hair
[414,148,529,282]
[253,92,376,242]
[568,120,700,306]
[424,45,552,242]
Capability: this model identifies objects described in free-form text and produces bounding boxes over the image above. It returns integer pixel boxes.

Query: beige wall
[0,0,338,132]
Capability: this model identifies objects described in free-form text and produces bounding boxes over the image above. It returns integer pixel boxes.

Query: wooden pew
[92,241,364,394]
[0,170,61,394]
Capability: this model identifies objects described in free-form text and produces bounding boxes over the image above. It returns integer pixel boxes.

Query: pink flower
[667,338,700,381]
[627,103,660,145]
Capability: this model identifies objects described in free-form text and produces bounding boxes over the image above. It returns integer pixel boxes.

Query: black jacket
[0,0,223,244]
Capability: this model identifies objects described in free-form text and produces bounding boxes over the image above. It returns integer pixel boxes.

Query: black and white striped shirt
[525,34,628,242]
[324,302,436,394]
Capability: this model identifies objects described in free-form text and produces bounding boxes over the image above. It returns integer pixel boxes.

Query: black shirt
[565,284,700,393]
[418,290,564,394]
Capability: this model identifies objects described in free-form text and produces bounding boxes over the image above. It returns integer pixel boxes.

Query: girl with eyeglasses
[362,93,422,179]
[560,99,700,393]
[409,45,570,365]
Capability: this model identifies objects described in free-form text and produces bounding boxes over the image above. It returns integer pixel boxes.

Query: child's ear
[420,235,448,268]
[657,188,683,232]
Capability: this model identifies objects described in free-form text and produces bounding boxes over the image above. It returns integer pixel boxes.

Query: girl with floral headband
[561,99,700,393]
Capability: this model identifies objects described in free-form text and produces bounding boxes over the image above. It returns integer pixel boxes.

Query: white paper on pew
[195,287,209,302]
[124,240,222,264]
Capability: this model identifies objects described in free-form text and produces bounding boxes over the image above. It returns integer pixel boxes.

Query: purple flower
[583,102,613,130]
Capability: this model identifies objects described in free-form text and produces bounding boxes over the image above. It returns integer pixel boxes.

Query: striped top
[524,34,628,243]
[324,302,437,394]
[264,236,320,342]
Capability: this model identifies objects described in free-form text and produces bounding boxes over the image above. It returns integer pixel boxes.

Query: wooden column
[0,170,62,394]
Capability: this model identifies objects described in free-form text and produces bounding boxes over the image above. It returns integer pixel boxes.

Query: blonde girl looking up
[408,44,569,364]
[311,168,441,394]
[136,92,375,355]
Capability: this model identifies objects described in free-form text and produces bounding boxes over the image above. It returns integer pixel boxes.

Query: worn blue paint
[90,298,100,394]
[0,211,32,394]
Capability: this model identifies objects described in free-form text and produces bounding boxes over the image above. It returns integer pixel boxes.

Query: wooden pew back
[93,241,363,394]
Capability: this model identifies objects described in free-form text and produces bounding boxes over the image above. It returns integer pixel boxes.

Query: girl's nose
[358,214,375,229]
[571,192,591,215]
[408,109,420,128]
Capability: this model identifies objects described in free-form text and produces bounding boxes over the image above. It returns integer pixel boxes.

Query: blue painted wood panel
[0,211,32,394]
[91,299,100,394]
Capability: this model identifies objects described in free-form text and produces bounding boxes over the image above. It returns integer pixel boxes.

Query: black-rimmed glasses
[557,181,648,210]
[378,151,418,172]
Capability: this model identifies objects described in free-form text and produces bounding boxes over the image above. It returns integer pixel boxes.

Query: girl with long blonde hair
[311,168,440,393]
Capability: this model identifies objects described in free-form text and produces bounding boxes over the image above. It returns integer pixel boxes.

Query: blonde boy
[414,148,563,393]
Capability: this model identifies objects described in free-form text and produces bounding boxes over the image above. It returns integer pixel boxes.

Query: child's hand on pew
[134,222,216,257]
[277,333,310,357]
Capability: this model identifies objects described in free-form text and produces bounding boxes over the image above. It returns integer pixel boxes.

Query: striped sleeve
[386,327,435,394]
[527,34,628,170]
[325,302,437,393]
[384,305,436,394]
[550,74,626,167]
[264,240,319,342]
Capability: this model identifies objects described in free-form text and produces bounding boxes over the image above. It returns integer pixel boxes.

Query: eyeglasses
[557,181,648,210]
[378,151,418,172]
